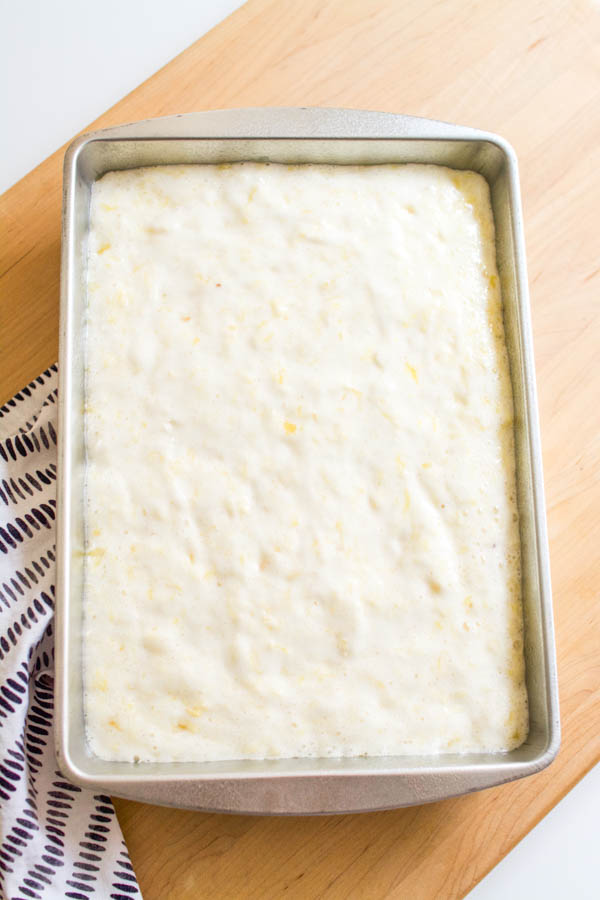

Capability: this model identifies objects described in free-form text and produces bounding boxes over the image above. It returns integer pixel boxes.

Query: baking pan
[56,108,560,814]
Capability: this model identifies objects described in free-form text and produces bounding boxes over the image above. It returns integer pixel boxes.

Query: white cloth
[0,366,142,900]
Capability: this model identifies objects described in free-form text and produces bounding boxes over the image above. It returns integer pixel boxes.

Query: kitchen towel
[0,366,142,900]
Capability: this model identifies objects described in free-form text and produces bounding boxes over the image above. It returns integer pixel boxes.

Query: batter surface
[84,162,528,762]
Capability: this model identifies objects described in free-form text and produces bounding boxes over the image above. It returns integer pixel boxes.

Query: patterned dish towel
[0,367,142,900]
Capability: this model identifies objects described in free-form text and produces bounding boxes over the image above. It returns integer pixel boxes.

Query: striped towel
[0,366,142,900]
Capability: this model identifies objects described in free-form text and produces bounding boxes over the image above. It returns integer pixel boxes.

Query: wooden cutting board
[2,0,599,896]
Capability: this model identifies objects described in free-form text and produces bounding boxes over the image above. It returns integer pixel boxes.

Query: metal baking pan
[56,107,560,814]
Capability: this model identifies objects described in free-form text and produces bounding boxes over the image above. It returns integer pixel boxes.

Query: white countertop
[2,2,597,896]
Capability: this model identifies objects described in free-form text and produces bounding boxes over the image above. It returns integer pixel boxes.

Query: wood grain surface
[2,0,599,897]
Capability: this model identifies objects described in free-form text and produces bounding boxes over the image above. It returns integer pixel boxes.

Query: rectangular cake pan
[56,107,560,814]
